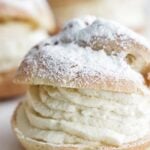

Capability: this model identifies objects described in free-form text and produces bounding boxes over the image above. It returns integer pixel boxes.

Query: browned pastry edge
[133,26,146,34]
[12,102,150,150]
[142,64,150,86]
[0,69,26,99]
[15,68,143,94]
[53,24,146,36]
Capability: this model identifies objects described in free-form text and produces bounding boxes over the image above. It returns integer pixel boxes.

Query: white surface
[0,97,24,150]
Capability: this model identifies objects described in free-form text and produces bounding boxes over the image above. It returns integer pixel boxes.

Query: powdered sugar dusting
[59,16,150,72]
[76,18,149,50]
[60,16,96,43]
[16,16,150,92]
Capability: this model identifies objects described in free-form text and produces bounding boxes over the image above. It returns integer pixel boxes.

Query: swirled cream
[16,85,150,146]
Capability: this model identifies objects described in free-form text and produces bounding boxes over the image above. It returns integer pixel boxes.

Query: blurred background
[49,0,150,37]
[0,0,150,149]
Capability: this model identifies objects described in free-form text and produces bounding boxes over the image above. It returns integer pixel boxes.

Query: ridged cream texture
[0,22,48,72]
[16,85,150,146]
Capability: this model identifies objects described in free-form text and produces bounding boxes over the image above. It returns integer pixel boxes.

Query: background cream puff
[0,0,56,99]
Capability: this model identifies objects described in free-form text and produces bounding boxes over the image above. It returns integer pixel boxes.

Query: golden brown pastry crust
[0,69,26,99]
[12,103,150,150]
[15,66,143,94]
[15,17,150,94]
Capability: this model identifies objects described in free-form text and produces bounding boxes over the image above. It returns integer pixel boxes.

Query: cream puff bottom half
[14,85,150,148]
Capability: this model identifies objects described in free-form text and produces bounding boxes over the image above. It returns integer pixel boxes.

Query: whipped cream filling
[16,85,150,147]
[0,22,48,72]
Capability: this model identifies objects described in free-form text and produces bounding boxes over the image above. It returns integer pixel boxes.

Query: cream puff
[12,16,150,150]
[0,0,56,98]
